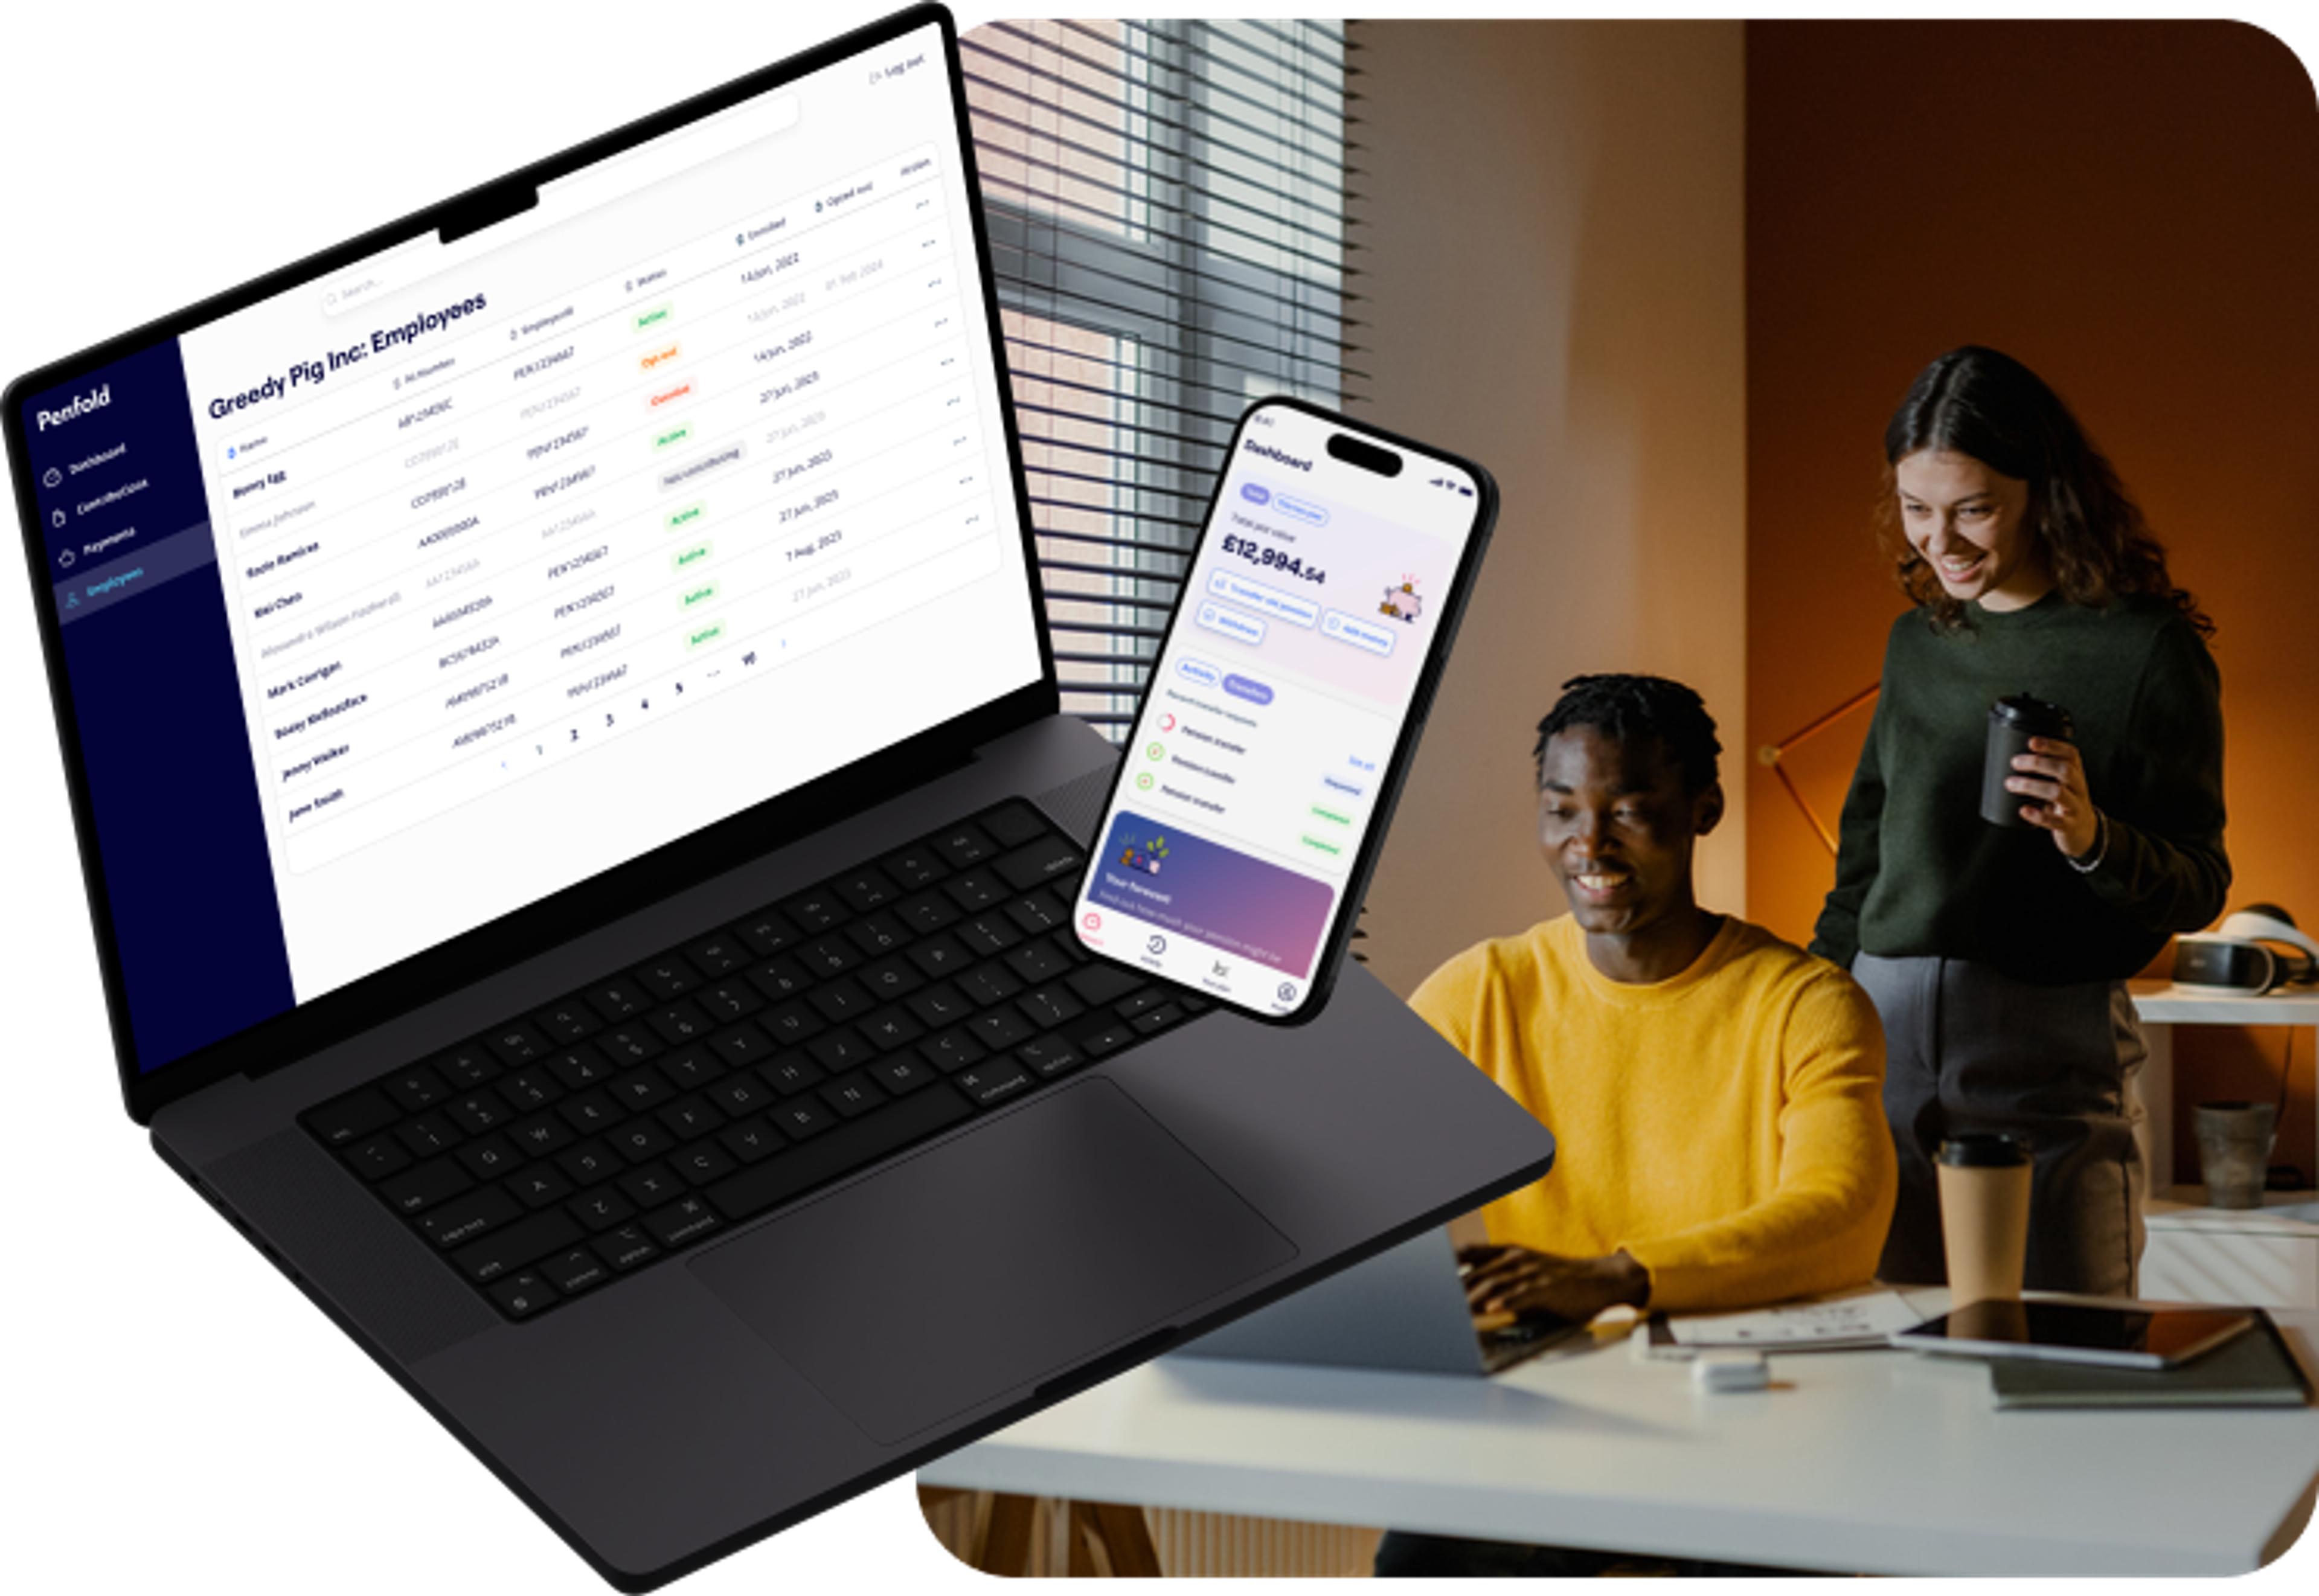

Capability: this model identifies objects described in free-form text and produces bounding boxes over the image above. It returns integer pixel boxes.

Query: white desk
[920,1295,2319,1577]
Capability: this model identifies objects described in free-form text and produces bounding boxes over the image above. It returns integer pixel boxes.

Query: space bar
[705,1088,975,1223]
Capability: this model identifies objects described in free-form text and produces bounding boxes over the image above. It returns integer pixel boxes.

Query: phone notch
[1327,432,1403,476]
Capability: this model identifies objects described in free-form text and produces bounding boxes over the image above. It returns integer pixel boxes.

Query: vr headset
[2172,904,2319,994]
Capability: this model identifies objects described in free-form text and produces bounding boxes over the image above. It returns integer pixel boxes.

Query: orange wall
[1745,21,2319,1182]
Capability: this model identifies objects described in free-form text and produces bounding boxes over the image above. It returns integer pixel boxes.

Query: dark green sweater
[1810,592,2228,985]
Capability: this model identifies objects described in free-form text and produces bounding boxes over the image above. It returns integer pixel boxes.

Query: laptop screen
[10,11,1042,1077]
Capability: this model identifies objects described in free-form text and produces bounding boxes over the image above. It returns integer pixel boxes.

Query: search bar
[320,94,800,317]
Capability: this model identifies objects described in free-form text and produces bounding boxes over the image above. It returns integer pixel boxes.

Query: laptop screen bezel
[2,3,1059,1126]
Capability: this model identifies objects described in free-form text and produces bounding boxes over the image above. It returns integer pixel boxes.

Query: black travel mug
[1980,693,2073,828]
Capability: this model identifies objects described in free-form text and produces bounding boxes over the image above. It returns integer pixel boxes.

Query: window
[963,19,1350,734]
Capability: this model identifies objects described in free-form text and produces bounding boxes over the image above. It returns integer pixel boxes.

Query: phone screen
[1069,400,1491,1019]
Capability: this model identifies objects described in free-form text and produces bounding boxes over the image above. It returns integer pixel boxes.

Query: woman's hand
[2009,735,2102,860]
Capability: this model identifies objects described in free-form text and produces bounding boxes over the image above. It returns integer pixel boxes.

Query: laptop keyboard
[299,799,1209,1322]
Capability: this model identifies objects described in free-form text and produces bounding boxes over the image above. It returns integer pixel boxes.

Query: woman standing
[1811,346,2227,1296]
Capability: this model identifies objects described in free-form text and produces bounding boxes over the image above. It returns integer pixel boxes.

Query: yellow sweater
[1411,915,1895,1312]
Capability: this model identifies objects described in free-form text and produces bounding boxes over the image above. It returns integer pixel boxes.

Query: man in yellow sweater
[1374,676,1894,1578]
[1419,673,1896,1325]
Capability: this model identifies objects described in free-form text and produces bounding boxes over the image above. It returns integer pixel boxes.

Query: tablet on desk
[1893,1301,2259,1370]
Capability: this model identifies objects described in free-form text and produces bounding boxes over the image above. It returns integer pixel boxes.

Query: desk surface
[920,1293,2319,1577]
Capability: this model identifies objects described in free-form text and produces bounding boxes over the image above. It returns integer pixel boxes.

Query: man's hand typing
[1458,1242,1649,1325]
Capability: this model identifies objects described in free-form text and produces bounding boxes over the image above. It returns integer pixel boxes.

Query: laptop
[1176,1226,1592,1378]
[3,6,1556,1588]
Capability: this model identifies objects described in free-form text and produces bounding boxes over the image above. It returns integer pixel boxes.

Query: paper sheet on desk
[1645,1289,1923,1355]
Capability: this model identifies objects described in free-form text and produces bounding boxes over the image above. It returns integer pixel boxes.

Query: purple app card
[1085,810,1335,977]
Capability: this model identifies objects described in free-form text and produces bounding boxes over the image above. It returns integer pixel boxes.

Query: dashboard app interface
[16,20,1042,1071]
[1071,405,1481,1016]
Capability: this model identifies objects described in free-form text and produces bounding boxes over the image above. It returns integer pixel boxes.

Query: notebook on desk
[3,6,1556,1586]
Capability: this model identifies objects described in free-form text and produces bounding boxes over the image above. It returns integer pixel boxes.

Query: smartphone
[1066,397,1497,1022]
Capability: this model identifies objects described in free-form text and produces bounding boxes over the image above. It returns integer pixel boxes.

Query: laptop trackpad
[690,1078,1295,1444]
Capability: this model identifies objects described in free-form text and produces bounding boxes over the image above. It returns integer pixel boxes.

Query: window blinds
[961,18,1350,732]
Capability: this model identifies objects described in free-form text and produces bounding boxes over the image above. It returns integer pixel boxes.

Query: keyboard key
[507,1165,575,1209]
[593,1225,661,1273]
[957,963,1024,1008]
[533,999,603,1045]
[510,1112,574,1156]
[486,1023,551,1067]
[1132,1004,1186,1036]
[656,1095,727,1141]
[954,914,1021,956]
[656,1046,722,1091]
[618,1164,685,1208]
[711,1073,772,1116]
[567,1188,637,1232]
[612,1121,676,1163]
[1016,985,1085,1031]
[807,977,874,1023]
[696,981,763,1024]
[643,1196,722,1249]
[731,907,801,957]
[807,1028,876,1073]
[819,1072,889,1118]
[1082,1024,1136,1058]
[1018,1037,1084,1079]
[709,1022,778,1069]
[498,1068,563,1110]
[833,868,900,912]
[856,954,923,1001]
[781,888,848,933]
[542,1246,610,1296]
[906,982,975,1028]
[672,1143,738,1187]
[905,934,970,979]
[943,869,1007,912]
[799,935,862,978]
[706,1086,974,1223]
[487,1271,557,1319]
[557,1089,625,1136]
[992,835,1085,893]
[634,956,702,1001]
[555,1142,623,1187]
[396,1113,463,1159]
[757,1056,827,1097]
[880,843,950,888]
[1114,987,1171,1021]
[342,1136,410,1181]
[1006,893,1068,936]
[682,932,748,978]
[608,1071,672,1109]
[383,1068,449,1115]
[746,955,814,1002]
[458,1135,524,1181]
[418,1186,522,1250]
[846,912,910,957]
[595,1026,663,1066]
[894,890,962,936]
[431,1044,504,1089]
[717,1119,784,1164]
[647,1001,715,1045]
[917,1029,986,1074]
[868,1055,937,1096]
[954,1059,1034,1108]
[1004,937,1073,985]
[980,804,1048,848]
[453,1208,584,1283]
[770,1098,835,1141]
[379,1157,472,1214]
[586,979,650,1022]
[860,1009,925,1052]
[929,822,996,868]
[969,1007,1035,1051]
[544,1047,616,1091]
